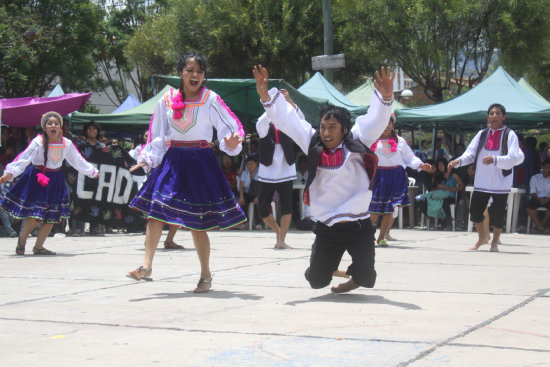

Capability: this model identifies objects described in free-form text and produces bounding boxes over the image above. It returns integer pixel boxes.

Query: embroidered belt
[170,140,210,149]
[33,165,61,172]
[377,165,401,169]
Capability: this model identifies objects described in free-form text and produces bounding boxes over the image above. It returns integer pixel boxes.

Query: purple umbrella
[0,93,91,128]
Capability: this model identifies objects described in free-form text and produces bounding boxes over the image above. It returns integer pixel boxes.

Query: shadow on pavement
[286,293,421,310]
[130,290,264,302]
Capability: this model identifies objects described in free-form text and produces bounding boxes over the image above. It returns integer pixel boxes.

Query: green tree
[334,0,550,102]
[126,0,323,87]
[93,0,170,104]
[0,1,105,98]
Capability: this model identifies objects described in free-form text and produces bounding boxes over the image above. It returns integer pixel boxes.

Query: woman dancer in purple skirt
[0,112,99,255]
[368,114,431,247]
[127,51,246,292]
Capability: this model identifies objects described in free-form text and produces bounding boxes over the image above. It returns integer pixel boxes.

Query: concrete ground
[0,228,549,367]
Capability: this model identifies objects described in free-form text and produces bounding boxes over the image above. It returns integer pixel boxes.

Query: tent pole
[244,88,249,129]
[418,125,422,151]
[431,123,437,160]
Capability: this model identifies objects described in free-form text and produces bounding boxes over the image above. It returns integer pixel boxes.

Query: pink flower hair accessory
[171,90,186,119]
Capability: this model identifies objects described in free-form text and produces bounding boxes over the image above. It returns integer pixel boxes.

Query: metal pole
[322,0,333,83]
[431,125,437,161]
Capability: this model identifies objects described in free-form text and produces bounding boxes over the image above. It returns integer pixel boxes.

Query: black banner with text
[67,145,147,231]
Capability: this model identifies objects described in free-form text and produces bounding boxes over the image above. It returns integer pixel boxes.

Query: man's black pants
[305,218,376,289]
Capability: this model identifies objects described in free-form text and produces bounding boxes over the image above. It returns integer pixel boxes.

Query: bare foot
[331,279,359,293]
[469,236,489,251]
[164,240,185,249]
[193,276,212,293]
[385,234,397,241]
[490,242,500,252]
[333,270,350,278]
[274,242,293,249]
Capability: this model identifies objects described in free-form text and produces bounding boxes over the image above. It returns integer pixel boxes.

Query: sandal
[193,275,213,293]
[377,239,388,247]
[15,239,25,256]
[127,266,152,281]
[164,240,184,249]
[32,247,56,255]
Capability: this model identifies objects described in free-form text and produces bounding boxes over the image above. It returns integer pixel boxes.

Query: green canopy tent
[297,72,368,116]
[395,67,550,132]
[518,77,550,107]
[69,85,172,132]
[156,76,331,131]
[346,79,408,112]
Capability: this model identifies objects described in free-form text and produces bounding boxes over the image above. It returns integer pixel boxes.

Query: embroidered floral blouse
[3,136,98,181]
[138,87,245,169]
[371,136,423,169]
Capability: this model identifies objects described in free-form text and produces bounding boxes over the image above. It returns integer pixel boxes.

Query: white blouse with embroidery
[262,88,392,226]
[372,136,423,169]
[4,136,99,180]
[138,87,244,169]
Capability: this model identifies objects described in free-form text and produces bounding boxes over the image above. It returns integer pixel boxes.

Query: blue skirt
[129,146,246,231]
[368,166,410,214]
[0,166,70,223]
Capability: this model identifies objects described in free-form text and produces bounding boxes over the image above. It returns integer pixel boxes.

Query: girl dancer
[0,112,99,255]
[368,114,431,247]
[128,51,246,292]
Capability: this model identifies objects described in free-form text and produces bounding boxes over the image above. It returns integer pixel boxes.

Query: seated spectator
[221,152,239,197]
[238,155,261,228]
[539,142,548,162]
[526,159,550,233]
[0,178,17,237]
[62,118,82,144]
[129,130,148,161]
[294,153,308,185]
[25,126,37,145]
[426,137,451,161]
[0,126,15,166]
[415,159,436,225]
[11,127,27,154]
[424,157,464,230]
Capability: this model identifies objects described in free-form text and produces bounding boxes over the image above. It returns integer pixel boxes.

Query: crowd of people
[1,50,549,295]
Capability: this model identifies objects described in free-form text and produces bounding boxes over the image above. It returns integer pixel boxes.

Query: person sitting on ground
[526,159,550,233]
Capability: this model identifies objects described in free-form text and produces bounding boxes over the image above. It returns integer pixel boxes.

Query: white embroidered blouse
[4,136,99,180]
[138,87,244,169]
[371,136,423,169]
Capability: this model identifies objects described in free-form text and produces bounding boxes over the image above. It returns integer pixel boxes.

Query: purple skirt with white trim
[0,165,70,223]
[129,146,246,231]
[368,166,410,214]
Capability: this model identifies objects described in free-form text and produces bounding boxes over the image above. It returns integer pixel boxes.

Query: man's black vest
[304,131,378,196]
[474,126,512,177]
[259,123,295,166]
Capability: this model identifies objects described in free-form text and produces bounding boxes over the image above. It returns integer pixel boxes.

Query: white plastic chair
[422,195,456,231]
[398,177,416,229]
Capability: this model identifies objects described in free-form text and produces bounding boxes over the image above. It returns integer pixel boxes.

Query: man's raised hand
[253,65,270,103]
[374,66,396,100]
